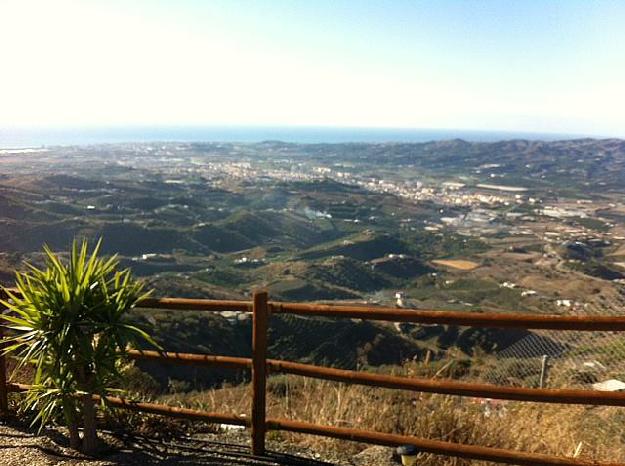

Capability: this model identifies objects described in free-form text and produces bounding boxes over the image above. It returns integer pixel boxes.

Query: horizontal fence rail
[4,287,625,330]
[267,358,625,407]
[101,396,248,426]
[127,349,252,369]
[2,289,625,465]
[272,301,625,331]
[137,297,252,313]
[0,289,252,313]
[128,349,625,406]
[266,418,619,466]
[7,383,248,426]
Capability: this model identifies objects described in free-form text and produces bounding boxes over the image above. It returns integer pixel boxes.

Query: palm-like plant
[0,239,157,454]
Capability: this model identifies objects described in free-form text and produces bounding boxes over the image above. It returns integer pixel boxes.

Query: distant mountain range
[0,126,593,148]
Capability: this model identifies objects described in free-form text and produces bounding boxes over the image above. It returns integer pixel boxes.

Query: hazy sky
[1,0,624,136]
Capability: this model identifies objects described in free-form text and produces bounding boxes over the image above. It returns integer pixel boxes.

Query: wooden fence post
[251,290,269,456]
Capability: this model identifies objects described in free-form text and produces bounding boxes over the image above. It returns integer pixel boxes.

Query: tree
[0,239,158,454]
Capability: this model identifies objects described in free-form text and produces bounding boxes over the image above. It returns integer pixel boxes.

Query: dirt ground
[0,420,393,466]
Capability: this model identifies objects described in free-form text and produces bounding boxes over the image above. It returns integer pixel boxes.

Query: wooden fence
[2,289,625,466]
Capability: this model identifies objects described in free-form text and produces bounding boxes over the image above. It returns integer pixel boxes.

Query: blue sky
[1,0,624,136]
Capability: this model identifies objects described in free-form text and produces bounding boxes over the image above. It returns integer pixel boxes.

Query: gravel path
[0,420,393,466]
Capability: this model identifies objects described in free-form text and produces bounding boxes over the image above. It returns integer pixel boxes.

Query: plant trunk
[68,420,81,450]
[81,392,98,455]
[78,366,98,455]
[63,402,81,451]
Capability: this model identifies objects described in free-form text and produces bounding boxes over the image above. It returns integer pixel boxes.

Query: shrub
[0,238,158,454]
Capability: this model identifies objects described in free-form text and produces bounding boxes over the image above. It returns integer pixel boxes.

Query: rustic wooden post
[251,290,269,456]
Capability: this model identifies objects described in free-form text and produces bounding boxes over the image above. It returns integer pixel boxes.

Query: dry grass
[7,354,625,463]
[159,360,625,465]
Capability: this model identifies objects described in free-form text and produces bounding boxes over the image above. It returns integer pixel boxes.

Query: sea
[0,125,588,149]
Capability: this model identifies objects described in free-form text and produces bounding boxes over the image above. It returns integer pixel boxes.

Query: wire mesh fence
[478,291,625,389]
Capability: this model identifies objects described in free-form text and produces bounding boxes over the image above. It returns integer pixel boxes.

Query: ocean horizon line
[0,125,605,149]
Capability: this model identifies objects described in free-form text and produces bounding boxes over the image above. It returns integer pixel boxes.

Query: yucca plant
[0,238,158,454]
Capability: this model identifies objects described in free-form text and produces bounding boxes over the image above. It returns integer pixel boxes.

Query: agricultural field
[431,259,481,271]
